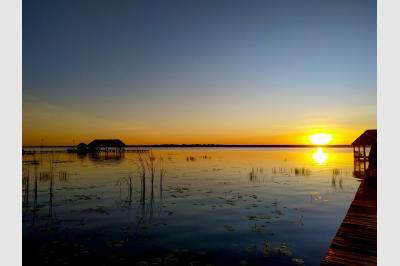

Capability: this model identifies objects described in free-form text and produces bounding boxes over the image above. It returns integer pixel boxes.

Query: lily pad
[292,258,305,265]
[276,242,292,256]
[224,224,235,232]
[83,206,108,215]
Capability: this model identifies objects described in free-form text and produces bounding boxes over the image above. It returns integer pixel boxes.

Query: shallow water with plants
[22,147,359,266]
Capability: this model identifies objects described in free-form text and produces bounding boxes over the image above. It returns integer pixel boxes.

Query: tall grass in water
[32,164,39,218]
[272,167,290,175]
[58,171,69,183]
[292,168,311,176]
[24,154,59,222]
[116,152,167,238]
[48,157,54,221]
[137,154,147,203]
[22,167,30,208]
[135,152,164,201]
[37,153,57,222]
[117,175,134,205]
[249,168,258,181]
[271,167,311,176]
[186,156,196,162]
[117,152,166,209]
[331,168,343,190]
[145,152,156,203]
[159,156,166,199]
[249,168,266,183]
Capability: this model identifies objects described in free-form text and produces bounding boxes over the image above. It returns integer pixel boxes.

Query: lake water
[22,147,360,266]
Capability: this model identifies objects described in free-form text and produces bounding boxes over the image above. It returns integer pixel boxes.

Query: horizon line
[23,144,352,148]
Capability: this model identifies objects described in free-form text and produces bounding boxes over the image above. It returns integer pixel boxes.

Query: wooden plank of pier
[321,178,377,266]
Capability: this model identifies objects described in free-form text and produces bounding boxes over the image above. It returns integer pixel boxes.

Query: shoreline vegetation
[22,144,351,148]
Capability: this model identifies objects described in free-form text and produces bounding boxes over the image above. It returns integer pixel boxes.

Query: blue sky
[23,0,376,145]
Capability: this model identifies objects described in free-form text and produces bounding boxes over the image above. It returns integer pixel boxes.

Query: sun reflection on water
[312,147,328,165]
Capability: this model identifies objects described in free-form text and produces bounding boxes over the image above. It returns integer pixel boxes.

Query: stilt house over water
[352,129,377,160]
[88,139,126,152]
[77,142,88,153]
[352,129,377,176]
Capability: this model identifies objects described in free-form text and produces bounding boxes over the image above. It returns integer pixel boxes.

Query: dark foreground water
[22,148,360,266]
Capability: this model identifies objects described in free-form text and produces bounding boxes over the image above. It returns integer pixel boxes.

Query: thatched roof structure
[88,139,126,148]
[352,130,377,146]
[88,139,125,148]
[77,142,87,148]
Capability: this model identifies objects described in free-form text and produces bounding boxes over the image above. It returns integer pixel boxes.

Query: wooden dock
[321,178,376,265]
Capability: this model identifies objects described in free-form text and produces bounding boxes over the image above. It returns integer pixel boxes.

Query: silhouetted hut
[76,142,88,154]
[88,139,126,152]
[352,130,377,175]
[352,130,377,160]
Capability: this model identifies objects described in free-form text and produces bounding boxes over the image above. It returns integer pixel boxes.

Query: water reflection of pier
[88,151,125,163]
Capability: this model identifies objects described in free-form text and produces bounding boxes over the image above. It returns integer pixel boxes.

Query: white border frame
[2,0,400,265]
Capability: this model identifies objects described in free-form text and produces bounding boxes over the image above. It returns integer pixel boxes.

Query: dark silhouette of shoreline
[23,144,351,148]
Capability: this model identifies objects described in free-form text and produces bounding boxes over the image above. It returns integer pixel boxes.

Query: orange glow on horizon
[22,130,353,146]
[22,97,376,146]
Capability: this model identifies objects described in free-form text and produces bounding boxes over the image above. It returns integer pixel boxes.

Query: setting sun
[309,133,333,145]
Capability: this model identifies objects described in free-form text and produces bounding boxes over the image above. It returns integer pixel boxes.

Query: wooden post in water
[363,145,366,171]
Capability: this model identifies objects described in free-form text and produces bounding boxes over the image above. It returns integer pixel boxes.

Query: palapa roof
[352,130,377,146]
[88,139,126,147]
[77,142,87,147]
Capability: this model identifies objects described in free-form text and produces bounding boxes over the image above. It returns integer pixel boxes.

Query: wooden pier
[321,177,376,265]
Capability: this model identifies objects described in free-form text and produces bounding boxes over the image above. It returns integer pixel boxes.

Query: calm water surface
[22,148,359,266]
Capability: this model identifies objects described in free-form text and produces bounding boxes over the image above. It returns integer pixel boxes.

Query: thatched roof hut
[75,142,88,154]
[88,139,126,149]
[77,142,87,148]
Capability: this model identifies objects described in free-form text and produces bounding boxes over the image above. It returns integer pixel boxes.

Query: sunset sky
[23,0,376,146]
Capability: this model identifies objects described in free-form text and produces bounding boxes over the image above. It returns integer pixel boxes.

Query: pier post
[363,145,366,171]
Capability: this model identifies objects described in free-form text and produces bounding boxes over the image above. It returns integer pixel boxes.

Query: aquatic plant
[159,156,166,199]
[58,171,69,182]
[39,171,51,182]
[332,168,341,176]
[332,168,343,190]
[223,224,235,232]
[186,156,196,162]
[292,168,311,176]
[276,242,292,256]
[263,241,271,256]
[289,215,304,226]
[145,152,156,202]
[22,167,30,208]
[137,154,147,203]
[292,258,305,265]
[84,206,109,215]
[249,168,258,181]
[117,174,134,205]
